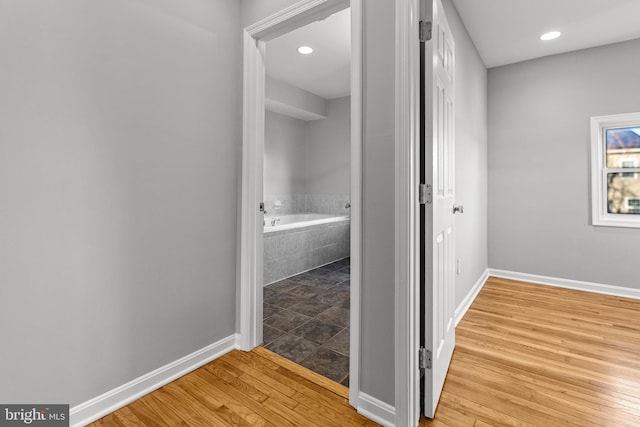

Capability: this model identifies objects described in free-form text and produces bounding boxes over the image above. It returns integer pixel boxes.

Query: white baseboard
[70,334,240,427]
[357,392,396,427]
[454,269,490,326]
[488,269,640,300]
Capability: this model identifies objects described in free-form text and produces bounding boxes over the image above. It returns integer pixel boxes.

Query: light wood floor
[420,277,640,426]
[89,346,374,426]
[91,277,640,426]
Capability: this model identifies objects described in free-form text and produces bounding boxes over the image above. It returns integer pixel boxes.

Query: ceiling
[265,7,350,100]
[263,1,640,96]
[451,0,640,68]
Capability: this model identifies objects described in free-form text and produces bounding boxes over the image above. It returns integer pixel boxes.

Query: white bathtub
[264,213,350,234]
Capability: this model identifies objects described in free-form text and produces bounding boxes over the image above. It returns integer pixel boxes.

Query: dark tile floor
[263,257,350,386]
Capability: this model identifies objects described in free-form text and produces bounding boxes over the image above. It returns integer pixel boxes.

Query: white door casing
[394,0,421,425]
[423,0,456,418]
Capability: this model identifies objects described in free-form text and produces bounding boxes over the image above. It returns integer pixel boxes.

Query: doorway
[239,0,362,405]
[262,7,352,385]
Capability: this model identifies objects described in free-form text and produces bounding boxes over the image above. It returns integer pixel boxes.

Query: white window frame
[590,112,640,228]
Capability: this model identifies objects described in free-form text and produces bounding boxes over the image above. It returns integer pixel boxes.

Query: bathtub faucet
[271,218,280,226]
[345,202,351,209]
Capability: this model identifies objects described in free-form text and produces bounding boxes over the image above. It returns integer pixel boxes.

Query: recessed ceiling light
[540,31,561,41]
[297,46,313,55]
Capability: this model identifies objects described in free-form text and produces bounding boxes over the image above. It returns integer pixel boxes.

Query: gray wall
[488,38,640,289]
[241,0,302,29]
[264,97,350,198]
[266,76,327,120]
[264,111,307,197]
[264,96,351,216]
[306,96,351,196]
[360,0,397,405]
[0,0,240,405]
[442,0,489,307]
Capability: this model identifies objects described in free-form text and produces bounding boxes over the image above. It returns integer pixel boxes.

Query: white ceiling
[264,1,640,94]
[451,0,640,68]
[265,7,350,100]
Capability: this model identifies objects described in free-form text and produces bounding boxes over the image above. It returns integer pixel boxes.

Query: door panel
[422,0,455,418]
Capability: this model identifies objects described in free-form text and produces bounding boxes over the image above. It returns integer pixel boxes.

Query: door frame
[395,0,422,425]
[238,0,363,408]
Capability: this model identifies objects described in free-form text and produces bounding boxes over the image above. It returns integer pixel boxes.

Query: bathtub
[263,213,350,285]
[264,213,350,234]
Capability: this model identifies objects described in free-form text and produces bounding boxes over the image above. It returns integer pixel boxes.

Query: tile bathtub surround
[263,258,350,385]
[263,220,350,285]
[263,194,351,216]
[305,194,351,216]
[263,194,306,215]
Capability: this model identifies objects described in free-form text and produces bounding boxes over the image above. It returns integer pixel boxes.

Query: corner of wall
[70,334,240,427]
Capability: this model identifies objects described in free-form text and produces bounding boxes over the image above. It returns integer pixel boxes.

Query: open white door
[421,0,456,418]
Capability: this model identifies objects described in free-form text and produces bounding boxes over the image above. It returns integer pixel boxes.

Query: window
[591,112,640,228]
[618,158,638,179]
[625,197,640,214]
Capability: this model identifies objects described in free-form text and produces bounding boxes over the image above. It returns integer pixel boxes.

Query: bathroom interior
[261,7,352,386]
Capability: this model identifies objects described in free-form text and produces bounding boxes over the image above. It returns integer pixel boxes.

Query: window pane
[607,172,640,214]
[606,127,640,168]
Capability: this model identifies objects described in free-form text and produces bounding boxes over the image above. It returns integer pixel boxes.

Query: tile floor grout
[262,257,350,386]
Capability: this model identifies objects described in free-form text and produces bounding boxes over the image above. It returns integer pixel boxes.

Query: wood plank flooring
[420,276,640,426]
[89,346,372,427]
[90,277,640,426]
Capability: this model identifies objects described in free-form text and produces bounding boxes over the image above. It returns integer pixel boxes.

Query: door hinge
[419,347,432,370]
[419,20,432,42]
[419,184,433,205]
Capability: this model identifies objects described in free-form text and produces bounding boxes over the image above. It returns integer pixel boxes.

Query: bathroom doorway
[262,7,352,385]
[239,0,362,402]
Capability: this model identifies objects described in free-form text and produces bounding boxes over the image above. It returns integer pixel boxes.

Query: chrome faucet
[271,218,280,226]
[345,202,351,209]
